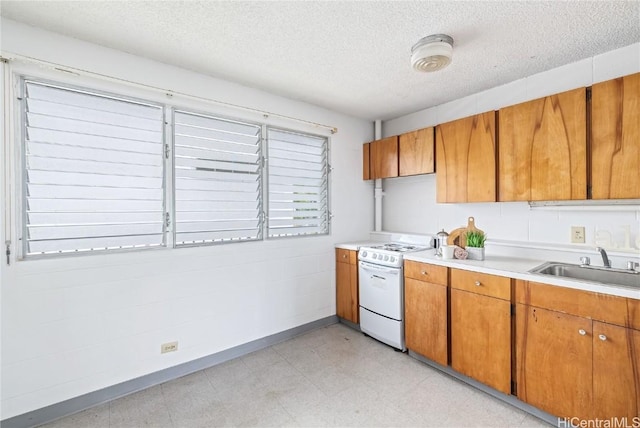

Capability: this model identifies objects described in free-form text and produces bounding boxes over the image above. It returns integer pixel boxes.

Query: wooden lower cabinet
[336,249,358,323]
[404,277,448,365]
[516,303,640,421]
[515,304,593,419]
[592,322,640,419]
[409,265,640,421]
[451,288,511,394]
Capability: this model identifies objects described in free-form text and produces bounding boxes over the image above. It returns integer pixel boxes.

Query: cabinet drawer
[450,269,511,300]
[336,248,356,264]
[515,280,628,327]
[404,260,448,285]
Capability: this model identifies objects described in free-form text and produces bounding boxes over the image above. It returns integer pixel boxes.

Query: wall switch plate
[161,341,178,354]
[571,226,585,244]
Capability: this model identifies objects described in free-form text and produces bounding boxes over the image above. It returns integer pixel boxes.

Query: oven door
[358,260,403,321]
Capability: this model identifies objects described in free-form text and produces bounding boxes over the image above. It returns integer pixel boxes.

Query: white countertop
[335,241,640,299]
[405,249,639,299]
[335,241,384,251]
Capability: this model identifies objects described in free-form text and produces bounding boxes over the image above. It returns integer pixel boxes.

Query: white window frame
[15,75,171,259]
[8,65,332,260]
[265,126,331,239]
[172,108,264,247]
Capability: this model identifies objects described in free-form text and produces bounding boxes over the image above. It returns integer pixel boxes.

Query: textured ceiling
[1,1,639,121]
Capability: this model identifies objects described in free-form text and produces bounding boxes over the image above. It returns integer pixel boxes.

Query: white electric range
[358,236,435,351]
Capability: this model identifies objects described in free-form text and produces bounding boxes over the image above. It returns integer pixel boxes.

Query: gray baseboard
[408,350,558,427]
[337,317,360,331]
[1,315,339,428]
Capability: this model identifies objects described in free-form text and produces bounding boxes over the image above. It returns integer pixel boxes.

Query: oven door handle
[359,261,400,275]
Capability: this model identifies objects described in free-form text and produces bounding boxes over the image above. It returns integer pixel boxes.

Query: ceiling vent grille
[411,34,454,72]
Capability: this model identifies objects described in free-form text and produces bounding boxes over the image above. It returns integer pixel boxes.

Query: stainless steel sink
[529,261,640,288]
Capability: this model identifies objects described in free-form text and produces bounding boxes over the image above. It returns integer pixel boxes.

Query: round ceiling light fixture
[411,34,454,72]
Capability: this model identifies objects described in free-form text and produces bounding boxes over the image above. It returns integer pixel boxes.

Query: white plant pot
[466,247,485,261]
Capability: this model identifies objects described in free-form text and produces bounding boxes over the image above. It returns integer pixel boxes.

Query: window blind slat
[28,235,164,254]
[26,82,161,119]
[27,98,162,131]
[28,141,162,167]
[28,170,162,189]
[267,128,328,238]
[26,112,162,144]
[27,130,162,153]
[23,80,165,256]
[174,111,262,246]
[175,200,259,212]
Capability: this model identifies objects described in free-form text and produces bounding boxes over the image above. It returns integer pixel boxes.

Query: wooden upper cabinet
[591,72,640,199]
[436,112,496,203]
[362,143,371,180]
[369,136,399,179]
[399,127,435,176]
[498,87,587,201]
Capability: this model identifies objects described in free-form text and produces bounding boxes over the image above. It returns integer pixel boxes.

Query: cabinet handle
[474,281,481,286]
[578,329,587,336]
[343,254,347,258]
[598,334,607,341]
[421,271,428,275]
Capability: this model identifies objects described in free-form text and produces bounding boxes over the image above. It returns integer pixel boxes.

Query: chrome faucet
[596,247,611,268]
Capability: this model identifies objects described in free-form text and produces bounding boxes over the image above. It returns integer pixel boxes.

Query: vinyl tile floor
[41,323,552,428]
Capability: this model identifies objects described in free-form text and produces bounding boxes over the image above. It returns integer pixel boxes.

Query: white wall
[381,43,640,259]
[0,19,373,419]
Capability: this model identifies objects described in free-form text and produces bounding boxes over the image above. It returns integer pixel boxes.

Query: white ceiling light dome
[411,34,454,72]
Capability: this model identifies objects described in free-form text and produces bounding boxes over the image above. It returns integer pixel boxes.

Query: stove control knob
[372,253,378,259]
[390,256,396,263]
[383,255,389,261]
[361,251,367,258]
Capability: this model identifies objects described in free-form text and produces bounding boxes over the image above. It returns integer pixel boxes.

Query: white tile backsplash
[383,185,640,253]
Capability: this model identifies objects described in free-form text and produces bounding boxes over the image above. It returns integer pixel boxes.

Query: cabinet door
[593,321,639,419]
[370,136,398,179]
[363,143,371,180]
[591,73,640,199]
[405,278,448,365]
[336,251,358,323]
[498,87,586,201]
[450,289,511,393]
[451,269,510,300]
[515,304,592,419]
[399,127,435,176]
[436,112,496,203]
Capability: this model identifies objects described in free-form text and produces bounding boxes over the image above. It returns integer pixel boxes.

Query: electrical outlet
[161,341,178,354]
[571,226,585,244]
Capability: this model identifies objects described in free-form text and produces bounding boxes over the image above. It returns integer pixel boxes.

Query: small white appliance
[358,235,434,351]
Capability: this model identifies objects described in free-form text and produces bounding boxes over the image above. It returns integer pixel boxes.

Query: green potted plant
[466,230,486,261]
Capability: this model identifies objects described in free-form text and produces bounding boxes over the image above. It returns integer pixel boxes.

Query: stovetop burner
[370,243,428,253]
[359,242,432,267]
